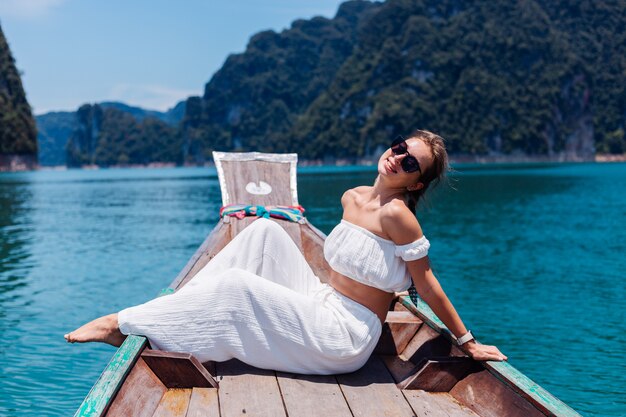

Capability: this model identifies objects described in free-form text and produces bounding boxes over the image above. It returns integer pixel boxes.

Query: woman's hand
[464,340,508,361]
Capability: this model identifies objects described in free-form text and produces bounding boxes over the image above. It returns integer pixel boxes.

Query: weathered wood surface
[172,220,231,290]
[186,388,220,417]
[204,361,217,378]
[278,220,303,247]
[450,370,544,417]
[375,311,423,355]
[486,361,582,417]
[336,356,416,417]
[229,215,256,239]
[401,357,479,391]
[381,355,421,387]
[217,359,287,417]
[228,217,302,250]
[276,372,352,417]
[300,223,332,282]
[141,350,218,389]
[402,322,466,364]
[152,389,192,417]
[79,152,582,417]
[77,277,192,417]
[403,390,480,417]
[75,335,148,417]
[398,295,582,417]
[104,358,165,417]
[218,159,295,206]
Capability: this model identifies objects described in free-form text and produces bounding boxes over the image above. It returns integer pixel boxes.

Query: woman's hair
[405,129,449,214]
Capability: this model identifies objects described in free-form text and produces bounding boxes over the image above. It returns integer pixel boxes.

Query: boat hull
[75,152,580,417]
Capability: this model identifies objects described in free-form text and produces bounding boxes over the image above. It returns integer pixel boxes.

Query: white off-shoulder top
[323,219,430,293]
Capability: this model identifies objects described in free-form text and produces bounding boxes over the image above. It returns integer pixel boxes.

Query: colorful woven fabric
[220,204,305,223]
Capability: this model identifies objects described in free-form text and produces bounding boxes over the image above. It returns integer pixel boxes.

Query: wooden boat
[75,152,581,417]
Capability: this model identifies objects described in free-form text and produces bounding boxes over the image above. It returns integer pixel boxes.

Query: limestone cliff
[0,24,37,171]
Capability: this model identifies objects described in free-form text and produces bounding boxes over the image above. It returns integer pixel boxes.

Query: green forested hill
[292,0,624,159]
[48,0,626,166]
[65,104,181,167]
[184,0,625,162]
[36,111,76,166]
[37,101,184,166]
[181,0,379,162]
[0,24,37,168]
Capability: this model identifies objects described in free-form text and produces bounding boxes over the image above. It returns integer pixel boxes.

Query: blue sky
[0,0,346,115]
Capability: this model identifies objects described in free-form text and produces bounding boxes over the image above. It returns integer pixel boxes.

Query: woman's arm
[407,257,507,361]
[382,201,507,361]
[408,257,470,338]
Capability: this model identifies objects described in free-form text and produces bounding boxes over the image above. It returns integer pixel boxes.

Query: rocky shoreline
[0,154,38,172]
[594,153,626,162]
[8,152,622,172]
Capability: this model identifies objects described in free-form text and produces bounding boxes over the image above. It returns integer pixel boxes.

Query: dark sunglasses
[391,136,421,174]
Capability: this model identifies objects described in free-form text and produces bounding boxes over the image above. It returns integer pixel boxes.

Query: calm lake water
[0,163,624,416]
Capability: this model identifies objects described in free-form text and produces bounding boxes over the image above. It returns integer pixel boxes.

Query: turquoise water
[0,163,624,416]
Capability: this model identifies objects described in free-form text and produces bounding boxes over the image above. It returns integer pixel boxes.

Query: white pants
[118,217,382,375]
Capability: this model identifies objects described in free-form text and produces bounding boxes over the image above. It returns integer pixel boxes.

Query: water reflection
[0,175,35,330]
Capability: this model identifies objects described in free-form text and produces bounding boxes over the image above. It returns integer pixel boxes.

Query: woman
[65,130,507,374]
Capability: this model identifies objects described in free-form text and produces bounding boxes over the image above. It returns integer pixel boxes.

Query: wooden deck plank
[217,359,286,417]
[381,355,421,386]
[403,391,480,417]
[381,322,467,387]
[336,356,415,417]
[401,323,465,364]
[185,388,220,417]
[152,389,192,417]
[141,350,218,389]
[375,311,423,356]
[276,372,352,417]
[104,358,166,417]
[398,295,581,417]
[449,370,544,417]
[401,357,479,391]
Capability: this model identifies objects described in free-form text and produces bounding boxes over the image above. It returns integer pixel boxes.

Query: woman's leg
[116,267,380,374]
[65,218,326,348]
[184,218,322,296]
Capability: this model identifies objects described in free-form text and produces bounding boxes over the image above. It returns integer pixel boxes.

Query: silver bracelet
[456,330,474,346]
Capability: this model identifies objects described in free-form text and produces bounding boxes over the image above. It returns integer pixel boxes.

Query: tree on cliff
[0,24,37,160]
[66,104,181,167]
[183,0,625,161]
[38,0,626,166]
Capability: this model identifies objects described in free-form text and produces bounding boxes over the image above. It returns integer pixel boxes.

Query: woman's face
[377,138,433,188]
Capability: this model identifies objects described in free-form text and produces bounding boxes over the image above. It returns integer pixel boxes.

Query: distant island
[2,0,626,170]
[37,101,185,167]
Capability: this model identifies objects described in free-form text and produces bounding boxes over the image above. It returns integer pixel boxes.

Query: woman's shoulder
[380,199,424,244]
[341,186,371,206]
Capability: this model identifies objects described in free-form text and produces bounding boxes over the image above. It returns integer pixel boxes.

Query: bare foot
[64,313,126,347]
